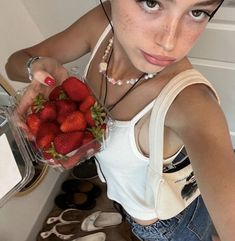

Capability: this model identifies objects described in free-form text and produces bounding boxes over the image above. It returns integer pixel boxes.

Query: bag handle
[148,69,219,174]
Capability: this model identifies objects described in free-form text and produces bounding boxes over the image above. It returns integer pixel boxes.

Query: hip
[124,196,213,241]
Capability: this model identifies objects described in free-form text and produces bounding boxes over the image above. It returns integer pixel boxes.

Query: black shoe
[62,179,102,199]
[55,192,96,210]
[72,157,98,180]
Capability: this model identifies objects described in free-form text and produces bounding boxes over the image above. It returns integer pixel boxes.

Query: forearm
[5,50,32,83]
[196,157,235,241]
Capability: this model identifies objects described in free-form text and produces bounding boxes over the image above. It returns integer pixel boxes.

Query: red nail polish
[44,77,55,86]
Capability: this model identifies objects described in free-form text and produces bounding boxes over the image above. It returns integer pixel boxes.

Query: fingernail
[44,77,56,86]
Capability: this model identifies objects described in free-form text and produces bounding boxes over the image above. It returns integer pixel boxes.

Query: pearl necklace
[99,37,157,86]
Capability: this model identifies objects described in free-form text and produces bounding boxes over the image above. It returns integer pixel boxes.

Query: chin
[136,63,165,75]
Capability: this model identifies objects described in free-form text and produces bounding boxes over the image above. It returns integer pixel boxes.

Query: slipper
[81,211,122,231]
[40,222,80,240]
[55,193,96,210]
[72,232,106,241]
[62,179,101,198]
[46,208,83,224]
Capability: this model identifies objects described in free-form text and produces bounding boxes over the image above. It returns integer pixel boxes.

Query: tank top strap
[130,100,155,126]
[148,68,220,173]
[83,24,112,78]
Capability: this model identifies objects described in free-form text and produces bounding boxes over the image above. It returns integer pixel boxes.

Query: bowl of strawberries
[10,76,113,170]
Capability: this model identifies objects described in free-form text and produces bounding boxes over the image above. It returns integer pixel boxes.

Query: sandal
[46,208,83,224]
[55,192,96,210]
[40,222,79,240]
[62,179,101,198]
[81,211,122,231]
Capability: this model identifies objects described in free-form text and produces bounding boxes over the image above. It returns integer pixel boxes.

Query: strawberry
[62,76,90,102]
[60,111,87,132]
[84,102,106,127]
[54,131,85,155]
[81,130,101,155]
[55,99,77,124]
[82,131,94,145]
[42,143,62,162]
[38,101,57,122]
[31,94,57,121]
[26,113,41,136]
[36,122,60,149]
[31,93,46,113]
[49,85,67,101]
[79,95,96,113]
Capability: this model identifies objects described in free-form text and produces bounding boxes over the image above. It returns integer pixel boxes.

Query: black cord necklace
[101,40,155,112]
[101,48,145,112]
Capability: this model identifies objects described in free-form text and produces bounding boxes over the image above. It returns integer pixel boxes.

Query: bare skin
[5,1,234,240]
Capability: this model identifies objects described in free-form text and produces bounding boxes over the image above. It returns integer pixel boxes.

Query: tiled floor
[36,177,138,241]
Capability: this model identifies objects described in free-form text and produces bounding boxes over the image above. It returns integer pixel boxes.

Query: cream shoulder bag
[145,69,219,220]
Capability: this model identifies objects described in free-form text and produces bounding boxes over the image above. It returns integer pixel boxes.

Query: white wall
[0,0,43,90]
[22,0,99,37]
[189,4,235,146]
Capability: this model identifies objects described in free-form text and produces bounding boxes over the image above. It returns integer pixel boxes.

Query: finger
[13,110,34,140]
[33,70,56,86]
[54,66,69,84]
[16,88,36,115]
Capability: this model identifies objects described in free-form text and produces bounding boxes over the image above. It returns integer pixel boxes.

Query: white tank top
[83,25,218,220]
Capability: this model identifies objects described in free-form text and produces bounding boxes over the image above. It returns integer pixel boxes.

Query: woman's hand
[29,56,69,86]
[15,57,70,139]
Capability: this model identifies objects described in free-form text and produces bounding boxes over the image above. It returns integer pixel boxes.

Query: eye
[189,10,211,21]
[137,0,160,13]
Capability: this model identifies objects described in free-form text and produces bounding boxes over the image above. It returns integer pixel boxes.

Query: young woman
[5,1,235,240]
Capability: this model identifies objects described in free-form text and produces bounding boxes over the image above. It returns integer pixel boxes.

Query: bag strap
[149,69,219,174]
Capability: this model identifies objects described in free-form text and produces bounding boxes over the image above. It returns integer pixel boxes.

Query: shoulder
[76,1,111,47]
[165,79,226,141]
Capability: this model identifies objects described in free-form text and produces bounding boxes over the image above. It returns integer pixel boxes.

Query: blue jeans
[124,196,212,241]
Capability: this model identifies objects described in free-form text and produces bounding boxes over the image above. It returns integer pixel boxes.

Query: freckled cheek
[180,32,201,53]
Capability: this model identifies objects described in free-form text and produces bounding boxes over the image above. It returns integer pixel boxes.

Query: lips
[141,50,176,67]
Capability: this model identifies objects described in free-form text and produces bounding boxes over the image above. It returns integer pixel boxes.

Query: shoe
[55,193,96,210]
[72,157,98,180]
[46,208,83,224]
[40,222,80,240]
[72,232,106,241]
[62,179,102,198]
[81,211,122,231]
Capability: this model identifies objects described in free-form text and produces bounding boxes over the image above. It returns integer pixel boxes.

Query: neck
[109,37,142,80]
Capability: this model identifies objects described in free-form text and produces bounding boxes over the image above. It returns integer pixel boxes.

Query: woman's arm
[5,2,110,84]
[166,84,235,241]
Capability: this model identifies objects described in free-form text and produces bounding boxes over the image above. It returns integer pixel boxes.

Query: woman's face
[111,0,222,73]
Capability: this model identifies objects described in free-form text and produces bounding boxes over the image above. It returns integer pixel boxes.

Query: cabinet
[189,4,235,147]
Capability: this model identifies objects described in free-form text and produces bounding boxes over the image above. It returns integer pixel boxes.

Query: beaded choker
[99,37,157,86]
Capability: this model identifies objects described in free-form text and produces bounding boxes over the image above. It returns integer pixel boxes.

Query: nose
[154,17,180,52]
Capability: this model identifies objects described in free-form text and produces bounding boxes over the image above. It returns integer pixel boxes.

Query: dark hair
[209,0,224,21]
[100,0,114,33]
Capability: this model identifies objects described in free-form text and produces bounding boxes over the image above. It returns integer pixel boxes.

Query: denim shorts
[124,196,213,241]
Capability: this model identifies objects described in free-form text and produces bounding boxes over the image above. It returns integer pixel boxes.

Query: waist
[134,216,159,225]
